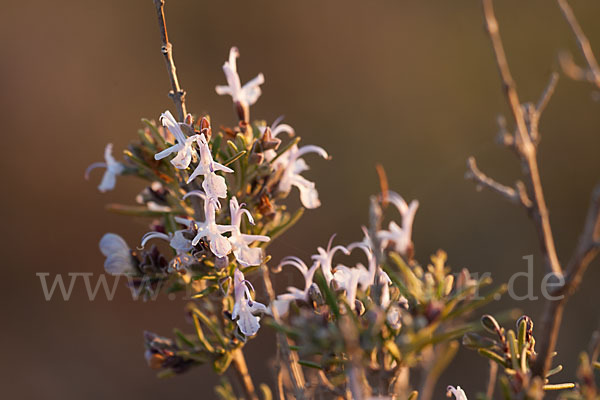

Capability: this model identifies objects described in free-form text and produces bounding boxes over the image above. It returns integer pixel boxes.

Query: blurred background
[1,0,599,398]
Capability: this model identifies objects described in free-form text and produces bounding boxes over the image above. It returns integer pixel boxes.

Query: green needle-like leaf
[297,360,323,369]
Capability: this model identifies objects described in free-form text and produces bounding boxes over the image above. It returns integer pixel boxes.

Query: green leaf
[226,140,239,153]
[142,118,167,148]
[270,136,301,163]
[192,308,228,349]
[259,384,273,400]
[297,360,322,369]
[499,376,511,400]
[506,330,520,371]
[264,319,300,340]
[380,262,411,300]
[157,369,176,379]
[211,133,223,159]
[517,317,527,354]
[192,313,215,353]
[314,272,339,319]
[478,348,508,368]
[213,351,233,374]
[384,340,402,362]
[545,365,562,378]
[542,383,575,390]
[137,128,156,152]
[173,328,195,348]
[407,391,419,400]
[444,285,507,321]
[223,150,246,167]
[388,252,422,300]
[191,285,218,300]
[262,208,305,246]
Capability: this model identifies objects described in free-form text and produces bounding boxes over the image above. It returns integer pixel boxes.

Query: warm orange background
[2,0,599,398]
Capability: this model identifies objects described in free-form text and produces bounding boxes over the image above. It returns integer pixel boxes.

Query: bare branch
[260,265,306,399]
[562,184,600,295]
[466,157,531,207]
[153,0,187,121]
[557,0,600,88]
[232,348,259,400]
[481,0,561,277]
[536,72,560,115]
[534,184,600,376]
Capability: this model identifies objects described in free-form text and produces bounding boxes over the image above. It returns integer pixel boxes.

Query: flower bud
[481,314,501,335]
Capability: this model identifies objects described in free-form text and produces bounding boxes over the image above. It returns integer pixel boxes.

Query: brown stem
[232,348,259,400]
[260,265,306,399]
[533,184,600,376]
[481,0,562,278]
[478,0,600,379]
[152,0,187,121]
[486,360,498,398]
[557,0,600,88]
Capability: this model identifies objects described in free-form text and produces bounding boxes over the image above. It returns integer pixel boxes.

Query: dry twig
[557,0,600,88]
[153,0,187,121]
[474,0,600,378]
[232,348,259,400]
[260,265,307,399]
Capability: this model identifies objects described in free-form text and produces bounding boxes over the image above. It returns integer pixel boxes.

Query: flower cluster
[88,48,330,355]
[88,42,596,400]
[88,48,504,397]
[265,191,505,398]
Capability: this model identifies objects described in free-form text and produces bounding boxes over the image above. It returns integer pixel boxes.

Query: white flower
[99,233,137,276]
[85,143,125,192]
[311,235,350,284]
[347,240,377,290]
[154,110,200,169]
[275,144,330,209]
[332,265,363,309]
[228,197,270,267]
[140,230,194,272]
[186,134,234,199]
[378,269,394,308]
[140,230,193,254]
[179,191,234,258]
[271,256,320,316]
[446,386,468,400]
[232,269,268,336]
[377,191,419,256]
[216,47,264,109]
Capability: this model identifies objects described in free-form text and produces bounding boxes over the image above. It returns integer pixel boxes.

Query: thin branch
[486,360,498,399]
[533,184,600,377]
[465,157,531,207]
[153,0,187,121]
[557,0,600,88]
[536,72,560,115]
[260,265,307,399]
[232,348,259,400]
[560,184,600,296]
[481,0,561,277]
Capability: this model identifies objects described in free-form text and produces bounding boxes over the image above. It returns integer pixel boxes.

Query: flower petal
[209,233,232,258]
[202,172,228,199]
[99,233,130,257]
[98,171,117,192]
[104,253,137,276]
[233,244,264,267]
[236,305,261,336]
[154,143,182,161]
[84,162,107,180]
